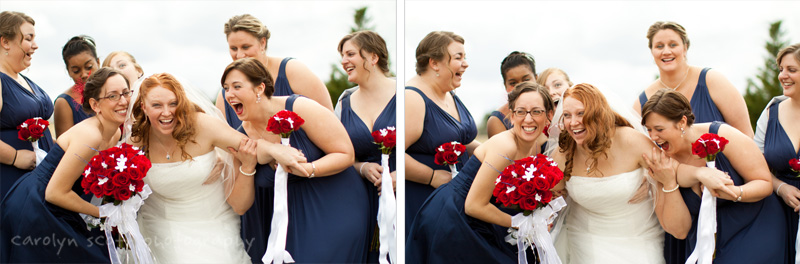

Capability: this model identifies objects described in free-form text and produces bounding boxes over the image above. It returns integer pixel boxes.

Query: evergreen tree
[743,21,789,129]
[325,7,374,106]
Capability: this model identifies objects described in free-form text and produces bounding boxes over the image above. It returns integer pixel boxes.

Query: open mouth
[344,65,355,75]
[158,118,174,128]
[662,58,675,63]
[782,81,795,88]
[522,126,538,133]
[455,71,464,79]
[572,128,586,136]
[230,102,244,115]
[657,141,670,151]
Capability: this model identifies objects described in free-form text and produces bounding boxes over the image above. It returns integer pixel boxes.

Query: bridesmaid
[0,11,53,199]
[335,30,396,263]
[486,51,537,138]
[1,67,127,262]
[754,43,800,262]
[102,51,144,88]
[407,82,552,263]
[536,67,573,107]
[634,21,752,137]
[405,31,478,235]
[222,57,369,263]
[641,89,786,263]
[216,14,332,130]
[53,35,98,137]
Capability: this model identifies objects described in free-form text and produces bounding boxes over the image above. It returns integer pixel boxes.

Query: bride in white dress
[549,83,665,264]
[127,73,307,263]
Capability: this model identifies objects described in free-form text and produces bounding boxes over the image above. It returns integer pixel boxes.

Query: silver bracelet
[662,184,680,193]
[777,183,787,196]
[735,186,744,202]
[239,165,256,176]
[359,163,367,176]
[309,162,316,178]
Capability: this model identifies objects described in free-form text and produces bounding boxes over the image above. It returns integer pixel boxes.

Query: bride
[127,73,305,263]
[550,83,664,263]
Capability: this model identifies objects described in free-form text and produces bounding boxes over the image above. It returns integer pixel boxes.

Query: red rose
[520,196,538,211]
[81,174,96,190]
[383,135,396,149]
[279,121,293,132]
[518,181,536,196]
[443,151,459,165]
[691,141,708,158]
[102,180,117,196]
[132,180,144,192]
[114,188,131,201]
[28,124,45,140]
[532,176,549,191]
[493,184,504,197]
[790,158,800,172]
[453,143,466,153]
[90,184,104,198]
[112,171,131,187]
[537,190,553,204]
[497,191,510,206]
[17,129,30,141]
[267,119,282,134]
[509,190,522,203]
[434,152,445,166]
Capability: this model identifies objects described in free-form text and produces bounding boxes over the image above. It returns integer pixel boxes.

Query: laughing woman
[336,30,396,262]
[53,35,98,138]
[222,57,369,263]
[1,68,127,262]
[0,11,54,199]
[405,31,478,235]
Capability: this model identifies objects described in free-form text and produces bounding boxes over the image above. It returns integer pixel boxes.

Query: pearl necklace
[659,67,691,91]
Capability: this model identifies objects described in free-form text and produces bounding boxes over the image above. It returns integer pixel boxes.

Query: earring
[257,94,261,103]
[681,127,685,137]
[435,71,440,77]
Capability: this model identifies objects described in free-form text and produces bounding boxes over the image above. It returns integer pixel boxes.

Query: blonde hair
[224,14,271,51]
[646,21,690,50]
[536,68,573,88]
[102,51,143,78]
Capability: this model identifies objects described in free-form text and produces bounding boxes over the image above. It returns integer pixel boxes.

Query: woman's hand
[430,169,452,188]
[230,138,258,171]
[359,162,383,185]
[267,143,308,176]
[777,183,800,212]
[694,166,737,198]
[13,149,36,170]
[643,147,678,186]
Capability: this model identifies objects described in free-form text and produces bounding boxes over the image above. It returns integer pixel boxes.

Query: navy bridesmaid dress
[763,97,799,263]
[55,93,93,125]
[240,95,370,263]
[678,122,787,263]
[489,110,513,130]
[1,72,54,200]
[407,156,518,263]
[339,92,396,263]
[639,68,724,264]
[1,144,109,263]
[222,57,296,130]
[405,86,477,236]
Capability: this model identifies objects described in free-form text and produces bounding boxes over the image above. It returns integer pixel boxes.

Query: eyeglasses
[513,109,545,118]
[98,90,132,102]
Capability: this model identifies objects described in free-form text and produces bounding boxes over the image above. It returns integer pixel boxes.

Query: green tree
[325,7,374,106]
[743,21,789,129]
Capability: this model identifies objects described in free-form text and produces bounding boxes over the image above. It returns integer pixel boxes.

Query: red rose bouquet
[373,126,397,263]
[263,110,304,264]
[493,154,566,264]
[790,158,800,177]
[81,143,154,264]
[434,141,465,178]
[687,133,729,264]
[17,117,49,166]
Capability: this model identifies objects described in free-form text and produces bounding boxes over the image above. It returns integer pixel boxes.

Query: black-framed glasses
[513,108,545,118]
[99,90,132,102]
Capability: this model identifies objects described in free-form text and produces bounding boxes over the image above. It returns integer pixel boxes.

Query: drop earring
[257,94,261,103]
[681,127,685,137]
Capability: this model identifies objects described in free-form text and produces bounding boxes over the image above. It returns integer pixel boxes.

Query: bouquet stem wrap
[98,184,154,264]
[263,137,295,264]
[449,164,458,179]
[507,196,566,264]
[796,211,800,264]
[686,160,717,264]
[378,154,396,264]
[31,140,46,166]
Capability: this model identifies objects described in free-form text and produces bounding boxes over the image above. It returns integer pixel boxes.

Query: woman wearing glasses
[1,67,129,262]
[407,82,552,263]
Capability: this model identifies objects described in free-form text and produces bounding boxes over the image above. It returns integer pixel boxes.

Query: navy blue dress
[762,97,799,263]
[639,68,725,264]
[339,92,396,263]
[0,144,109,263]
[240,95,370,263]
[55,93,93,125]
[407,156,517,263]
[677,122,787,263]
[223,58,295,130]
[1,72,54,200]
[489,110,513,130]
[405,86,477,236]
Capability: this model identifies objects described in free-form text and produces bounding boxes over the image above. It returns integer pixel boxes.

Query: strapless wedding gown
[555,168,665,264]
[137,151,250,263]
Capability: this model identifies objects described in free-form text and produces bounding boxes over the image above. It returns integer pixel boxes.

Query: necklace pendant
[166,154,170,160]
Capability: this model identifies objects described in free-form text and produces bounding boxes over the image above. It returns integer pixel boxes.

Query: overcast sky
[3,0,396,102]
[405,1,800,128]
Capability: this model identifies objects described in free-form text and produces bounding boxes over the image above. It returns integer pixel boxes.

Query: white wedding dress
[137,151,250,263]
[554,168,665,264]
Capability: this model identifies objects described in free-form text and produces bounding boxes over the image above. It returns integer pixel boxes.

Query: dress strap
[405,86,428,101]
[709,121,723,134]
[697,67,711,87]
[278,57,294,79]
[638,91,648,110]
[285,94,302,111]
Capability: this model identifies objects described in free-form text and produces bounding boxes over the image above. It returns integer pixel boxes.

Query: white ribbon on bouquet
[31,140,46,166]
[685,160,717,264]
[377,154,396,264]
[449,164,458,179]
[262,137,295,264]
[98,184,154,264]
[506,196,566,264]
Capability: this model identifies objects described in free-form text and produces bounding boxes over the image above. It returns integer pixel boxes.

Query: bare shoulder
[704,69,735,90]
[59,121,104,149]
